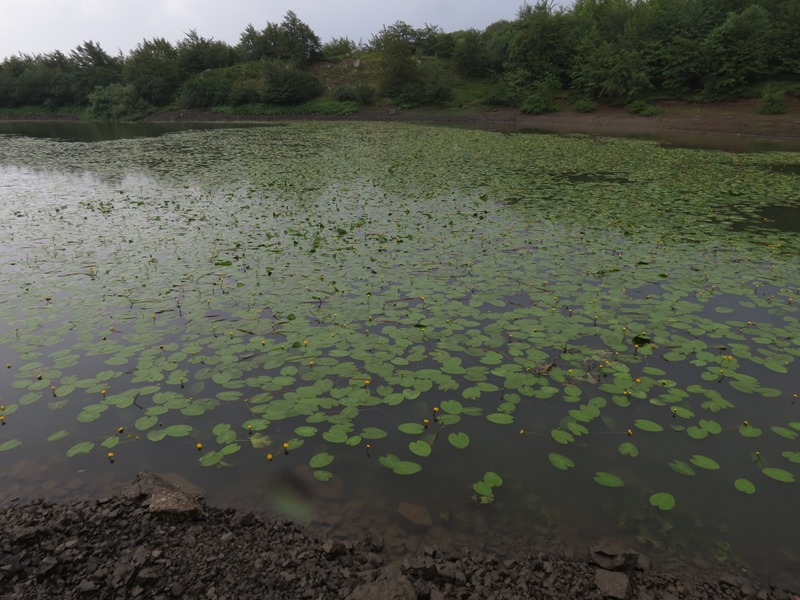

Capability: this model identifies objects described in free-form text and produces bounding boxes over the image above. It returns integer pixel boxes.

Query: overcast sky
[0,0,529,61]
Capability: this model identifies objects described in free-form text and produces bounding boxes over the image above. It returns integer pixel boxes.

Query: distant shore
[2,99,799,147]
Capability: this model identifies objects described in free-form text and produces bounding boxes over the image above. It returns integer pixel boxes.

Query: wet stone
[595,568,630,599]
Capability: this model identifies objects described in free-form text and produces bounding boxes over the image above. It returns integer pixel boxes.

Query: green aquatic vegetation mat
[0,123,799,554]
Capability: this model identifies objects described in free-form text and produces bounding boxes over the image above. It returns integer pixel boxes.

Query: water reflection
[0,120,281,142]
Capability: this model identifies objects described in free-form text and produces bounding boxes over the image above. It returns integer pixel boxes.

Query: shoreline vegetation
[1,472,798,599]
[1,2,799,129]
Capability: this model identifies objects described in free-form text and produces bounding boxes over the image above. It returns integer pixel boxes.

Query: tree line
[0,0,797,119]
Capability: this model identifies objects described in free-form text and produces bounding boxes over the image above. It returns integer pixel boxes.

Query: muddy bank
[139,99,800,143]
[4,99,800,145]
[1,473,797,600]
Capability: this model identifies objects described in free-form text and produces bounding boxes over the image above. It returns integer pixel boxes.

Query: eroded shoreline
[1,473,797,600]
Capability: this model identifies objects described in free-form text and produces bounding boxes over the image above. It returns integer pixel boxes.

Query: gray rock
[125,472,205,521]
[322,539,347,558]
[590,544,644,573]
[595,568,630,599]
[347,574,417,600]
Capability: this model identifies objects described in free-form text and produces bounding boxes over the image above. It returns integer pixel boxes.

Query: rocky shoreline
[1,473,797,600]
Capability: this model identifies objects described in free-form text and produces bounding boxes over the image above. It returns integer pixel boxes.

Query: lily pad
[447,432,470,449]
[309,452,334,469]
[594,472,624,488]
[649,492,675,511]
[762,467,795,483]
[548,453,575,470]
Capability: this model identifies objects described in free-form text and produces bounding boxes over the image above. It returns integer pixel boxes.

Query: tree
[700,5,772,97]
[279,11,321,65]
[262,60,323,104]
[451,29,488,77]
[505,1,575,83]
[87,83,151,120]
[377,24,420,97]
[176,30,237,77]
[236,12,321,66]
[68,41,122,103]
[123,38,180,106]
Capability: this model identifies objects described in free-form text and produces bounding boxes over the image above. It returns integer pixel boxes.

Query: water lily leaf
[323,428,349,443]
[249,433,271,449]
[473,481,493,497]
[734,478,756,494]
[398,423,425,434]
[618,442,639,457]
[66,441,94,457]
[440,399,463,414]
[295,426,318,437]
[771,426,798,440]
[448,432,470,449]
[484,471,503,487]
[220,443,241,456]
[669,460,695,476]
[634,419,663,432]
[213,423,236,444]
[671,407,694,419]
[690,454,720,470]
[594,472,624,488]
[200,451,224,467]
[649,492,675,511]
[136,415,159,431]
[686,426,708,440]
[762,467,795,483]
[361,427,387,440]
[314,470,333,482]
[739,424,762,438]
[486,413,514,425]
[46,430,69,442]
[309,452,334,468]
[101,436,119,449]
[164,425,193,438]
[783,451,800,464]
[0,439,22,452]
[548,453,575,470]
[409,440,432,457]
[699,419,722,434]
[551,429,575,445]
[393,460,422,475]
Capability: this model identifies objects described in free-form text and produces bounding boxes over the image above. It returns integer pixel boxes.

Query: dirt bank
[1,473,797,600]
[138,98,800,143]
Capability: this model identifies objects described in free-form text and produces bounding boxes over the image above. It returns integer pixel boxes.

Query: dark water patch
[0,121,282,142]
[759,162,800,176]
[551,170,631,184]
[730,205,800,233]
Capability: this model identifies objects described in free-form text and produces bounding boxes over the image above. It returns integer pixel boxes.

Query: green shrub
[180,72,230,108]
[87,83,152,121]
[262,61,323,105]
[210,99,359,116]
[756,90,787,114]
[332,83,376,105]
[626,99,661,116]
[393,62,452,108]
[572,98,597,113]
[321,37,357,62]
[520,92,558,115]
[484,81,521,107]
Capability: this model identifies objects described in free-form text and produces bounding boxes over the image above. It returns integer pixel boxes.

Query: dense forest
[0,0,798,120]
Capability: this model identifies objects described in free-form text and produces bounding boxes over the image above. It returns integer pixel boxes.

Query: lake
[0,120,798,588]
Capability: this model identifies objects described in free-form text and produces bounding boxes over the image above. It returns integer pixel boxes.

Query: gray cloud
[0,0,526,59]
